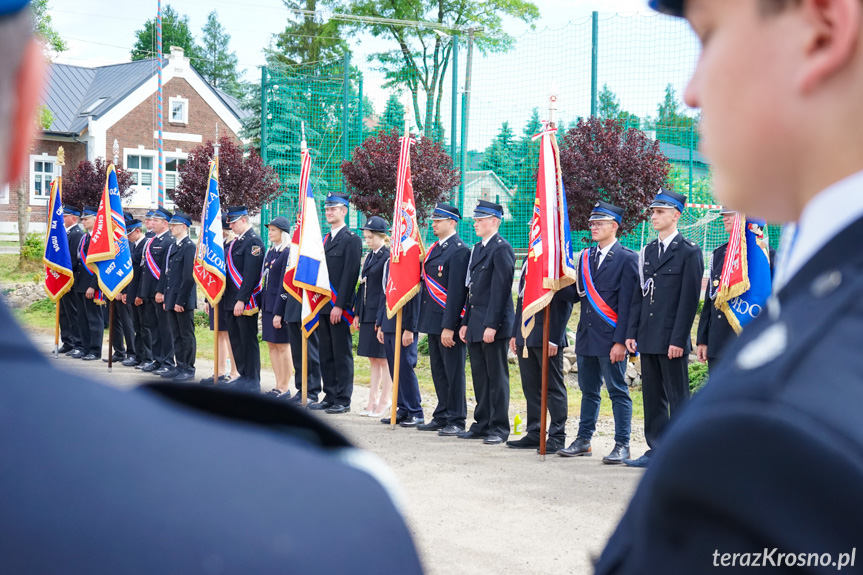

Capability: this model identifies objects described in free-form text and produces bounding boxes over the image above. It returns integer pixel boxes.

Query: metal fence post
[451,34,459,197]
[460,28,477,236]
[591,11,598,118]
[260,66,270,243]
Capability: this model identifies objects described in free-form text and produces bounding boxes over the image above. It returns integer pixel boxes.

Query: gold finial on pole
[548,84,558,130]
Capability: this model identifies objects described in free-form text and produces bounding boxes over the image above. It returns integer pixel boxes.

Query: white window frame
[124,151,156,188]
[30,153,56,205]
[0,183,9,205]
[164,153,188,202]
[168,96,189,125]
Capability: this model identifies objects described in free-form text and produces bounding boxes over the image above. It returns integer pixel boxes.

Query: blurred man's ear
[8,41,45,183]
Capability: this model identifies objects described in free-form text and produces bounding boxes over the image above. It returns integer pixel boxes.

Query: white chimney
[169,46,184,60]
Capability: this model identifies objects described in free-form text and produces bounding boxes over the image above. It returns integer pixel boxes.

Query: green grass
[0,254,42,285]
[14,297,57,330]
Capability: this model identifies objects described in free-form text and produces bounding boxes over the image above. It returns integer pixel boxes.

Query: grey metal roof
[43,58,252,134]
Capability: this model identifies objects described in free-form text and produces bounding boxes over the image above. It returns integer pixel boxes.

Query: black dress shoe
[325,404,350,414]
[506,436,540,449]
[58,343,74,354]
[154,366,174,375]
[68,349,85,359]
[103,352,126,362]
[558,438,593,457]
[416,420,445,432]
[438,425,464,437]
[457,429,485,440]
[263,389,282,397]
[139,361,158,372]
[483,435,505,445]
[541,441,565,455]
[308,401,334,411]
[173,372,196,382]
[82,354,99,361]
[602,443,630,465]
[286,393,313,405]
[122,356,139,367]
[623,454,650,468]
[159,368,180,379]
[380,413,408,425]
[399,416,424,428]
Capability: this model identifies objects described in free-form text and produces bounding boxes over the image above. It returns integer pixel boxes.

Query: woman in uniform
[261,216,294,398]
[352,216,392,417]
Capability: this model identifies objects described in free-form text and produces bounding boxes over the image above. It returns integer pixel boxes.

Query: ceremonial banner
[43,177,74,302]
[385,130,424,318]
[193,159,226,306]
[282,147,312,304]
[521,123,576,339]
[714,213,772,333]
[86,165,133,299]
[293,180,331,337]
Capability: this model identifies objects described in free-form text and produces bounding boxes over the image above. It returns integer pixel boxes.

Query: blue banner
[87,166,133,300]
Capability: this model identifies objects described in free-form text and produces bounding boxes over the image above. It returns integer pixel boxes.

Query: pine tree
[480,122,517,189]
[380,94,406,134]
[130,5,202,65]
[199,11,243,98]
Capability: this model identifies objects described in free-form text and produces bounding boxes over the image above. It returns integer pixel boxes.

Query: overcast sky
[49,0,700,149]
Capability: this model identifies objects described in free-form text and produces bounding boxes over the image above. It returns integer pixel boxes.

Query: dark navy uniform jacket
[124,237,146,299]
[376,259,420,335]
[163,236,197,310]
[418,234,470,335]
[462,233,516,342]
[139,231,173,299]
[355,247,389,324]
[261,246,290,316]
[66,223,84,276]
[512,262,572,348]
[225,228,264,307]
[596,215,863,574]
[573,241,639,357]
[72,233,98,294]
[627,234,704,355]
[0,300,423,574]
[322,227,362,314]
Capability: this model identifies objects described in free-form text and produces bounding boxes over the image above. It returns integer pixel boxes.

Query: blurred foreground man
[0,3,422,571]
[596,0,863,572]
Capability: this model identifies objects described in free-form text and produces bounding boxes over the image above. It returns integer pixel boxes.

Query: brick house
[1,46,251,234]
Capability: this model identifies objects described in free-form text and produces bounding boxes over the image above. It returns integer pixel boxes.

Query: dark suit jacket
[418,234,470,335]
[66,224,84,277]
[512,260,572,348]
[696,243,737,360]
[323,227,362,313]
[224,228,264,307]
[461,233,516,342]
[124,236,146,299]
[595,215,863,575]
[355,247,389,324]
[261,246,290,316]
[163,236,197,310]
[573,241,639,357]
[0,299,423,573]
[376,260,420,334]
[72,233,98,294]
[139,231,173,299]
[627,233,704,355]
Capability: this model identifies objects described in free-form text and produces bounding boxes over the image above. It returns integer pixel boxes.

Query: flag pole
[539,305,551,460]
[302,323,308,407]
[53,147,65,360]
[108,301,114,372]
[213,135,220,384]
[390,308,403,430]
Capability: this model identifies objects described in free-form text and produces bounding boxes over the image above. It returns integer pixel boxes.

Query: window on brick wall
[165,156,187,200]
[126,154,154,186]
[0,183,9,205]
[30,154,55,204]
[169,97,188,124]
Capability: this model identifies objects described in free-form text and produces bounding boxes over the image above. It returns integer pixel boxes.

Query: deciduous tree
[63,158,134,211]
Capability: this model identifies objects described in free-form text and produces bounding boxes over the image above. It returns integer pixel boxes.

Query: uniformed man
[558,201,639,463]
[458,200,516,445]
[596,0,863,570]
[59,205,84,356]
[507,260,573,454]
[139,206,175,374]
[624,188,703,468]
[161,212,197,382]
[143,209,155,237]
[310,192,362,413]
[224,205,265,392]
[416,202,471,435]
[72,205,103,361]
[696,208,776,374]
[122,217,150,368]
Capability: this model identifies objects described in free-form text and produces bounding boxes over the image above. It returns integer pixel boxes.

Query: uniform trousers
[576,355,632,446]
[77,295,103,356]
[517,345,568,445]
[467,339,510,439]
[318,319,353,407]
[286,322,322,401]
[640,353,690,453]
[226,312,261,390]
[383,333,423,418]
[59,292,81,349]
[167,308,196,374]
[109,300,134,356]
[145,298,175,368]
[131,300,152,363]
[427,334,467,428]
